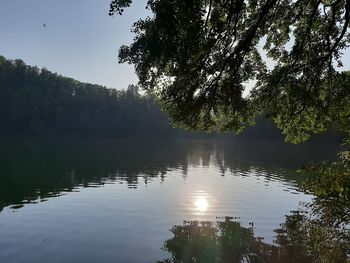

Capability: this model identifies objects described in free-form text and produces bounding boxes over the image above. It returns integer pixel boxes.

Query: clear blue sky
[1,0,349,90]
[0,0,148,89]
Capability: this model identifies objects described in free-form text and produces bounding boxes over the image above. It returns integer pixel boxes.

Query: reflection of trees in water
[0,139,188,210]
[0,139,337,211]
[159,217,255,263]
[157,156,350,263]
[158,206,349,263]
[0,140,348,261]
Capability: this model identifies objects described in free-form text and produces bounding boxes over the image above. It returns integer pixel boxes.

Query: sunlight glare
[195,196,208,212]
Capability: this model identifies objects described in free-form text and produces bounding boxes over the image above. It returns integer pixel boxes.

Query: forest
[0,56,276,139]
[0,56,174,137]
[0,56,343,141]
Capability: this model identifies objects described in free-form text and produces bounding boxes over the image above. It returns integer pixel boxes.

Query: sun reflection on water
[195,196,208,212]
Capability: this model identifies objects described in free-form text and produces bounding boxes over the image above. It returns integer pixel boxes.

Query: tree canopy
[109,0,350,143]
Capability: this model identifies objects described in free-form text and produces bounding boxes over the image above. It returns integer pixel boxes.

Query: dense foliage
[110,0,350,143]
[300,152,350,227]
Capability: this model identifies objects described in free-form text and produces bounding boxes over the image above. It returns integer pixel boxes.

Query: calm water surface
[0,139,340,262]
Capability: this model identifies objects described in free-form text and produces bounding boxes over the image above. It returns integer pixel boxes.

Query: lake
[0,139,343,262]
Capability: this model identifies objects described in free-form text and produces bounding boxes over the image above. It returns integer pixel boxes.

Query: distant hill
[0,56,175,137]
[0,56,342,142]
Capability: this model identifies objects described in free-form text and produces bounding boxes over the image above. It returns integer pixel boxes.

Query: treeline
[0,56,174,137]
[0,56,342,141]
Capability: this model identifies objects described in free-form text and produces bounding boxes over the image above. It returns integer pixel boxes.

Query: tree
[109,0,350,143]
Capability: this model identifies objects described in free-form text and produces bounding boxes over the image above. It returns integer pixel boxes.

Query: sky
[0,0,148,89]
[0,0,349,90]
